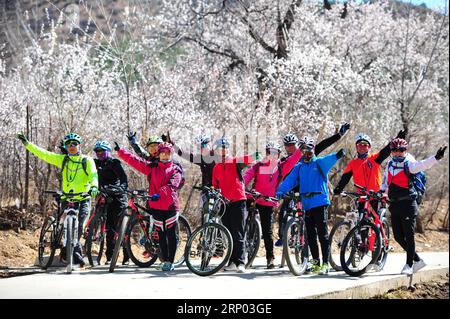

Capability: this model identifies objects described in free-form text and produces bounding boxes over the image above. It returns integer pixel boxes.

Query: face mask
[96,150,110,161]
[357,152,369,159]
[392,156,405,162]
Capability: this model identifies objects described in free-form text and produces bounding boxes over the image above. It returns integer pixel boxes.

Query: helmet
[214,137,230,149]
[157,142,174,155]
[390,138,408,151]
[146,135,163,146]
[299,136,315,149]
[195,135,211,146]
[283,133,299,145]
[63,133,82,145]
[355,133,372,146]
[265,141,281,152]
[93,140,112,152]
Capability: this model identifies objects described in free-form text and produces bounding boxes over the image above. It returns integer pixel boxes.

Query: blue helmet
[93,140,112,152]
[195,135,211,146]
[214,137,230,149]
[63,133,82,145]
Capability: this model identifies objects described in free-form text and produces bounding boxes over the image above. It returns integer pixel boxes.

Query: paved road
[0,252,448,299]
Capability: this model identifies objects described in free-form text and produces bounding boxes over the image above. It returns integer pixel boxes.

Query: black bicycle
[184,185,233,276]
[244,190,278,269]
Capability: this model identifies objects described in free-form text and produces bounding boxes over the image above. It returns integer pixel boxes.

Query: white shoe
[236,264,246,273]
[223,263,237,271]
[401,264,413,275]
[413,259,426,273]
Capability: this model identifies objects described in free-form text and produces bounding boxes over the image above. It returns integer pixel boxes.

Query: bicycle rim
[283,219,308,276]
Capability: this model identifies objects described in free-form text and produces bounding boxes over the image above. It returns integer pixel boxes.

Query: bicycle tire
[328,220,352,272]
[245,217,261,269]
[185,223,233,277]
[66,217,74,274]
[340,222,381,277]
[283,218,308,276]
[38,217,57,269]
[376,218,390,270]
[85,217,105,266]
[173,215,192,267]
[109,214,130,273]
[126,216,158,268]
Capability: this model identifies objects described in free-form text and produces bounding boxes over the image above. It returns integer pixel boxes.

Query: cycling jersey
[25,142,98,197]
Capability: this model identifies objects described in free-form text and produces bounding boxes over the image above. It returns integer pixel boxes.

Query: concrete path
[0,252,448,299]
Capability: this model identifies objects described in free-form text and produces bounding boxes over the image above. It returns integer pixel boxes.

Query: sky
[403,0,448,11]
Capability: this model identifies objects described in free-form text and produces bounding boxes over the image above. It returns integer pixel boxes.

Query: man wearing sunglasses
[17,132,98,269]
[379,138,447,275]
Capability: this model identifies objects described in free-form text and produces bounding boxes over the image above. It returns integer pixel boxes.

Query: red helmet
[390,138,408,151]
[157,142,174,155]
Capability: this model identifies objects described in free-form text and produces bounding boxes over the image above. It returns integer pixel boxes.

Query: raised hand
[127,131,136,144]
[114,142,120,151]
[17,132,28,145]
[435,146,447,160]
[336,148,346,159]
[339,122,350,136]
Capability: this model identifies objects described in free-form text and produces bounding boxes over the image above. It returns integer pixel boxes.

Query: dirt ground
[372,274,449,299]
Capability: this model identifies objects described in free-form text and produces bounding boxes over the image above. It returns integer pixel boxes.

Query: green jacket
[25,142,98,199]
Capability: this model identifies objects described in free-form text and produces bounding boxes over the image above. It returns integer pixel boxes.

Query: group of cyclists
[16,122,447,276]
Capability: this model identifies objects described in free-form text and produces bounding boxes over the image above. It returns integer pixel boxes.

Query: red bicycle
[339,184,390,277]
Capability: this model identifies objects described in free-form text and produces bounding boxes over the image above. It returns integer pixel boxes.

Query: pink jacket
[244,149,302,207]
[118,148,181,211]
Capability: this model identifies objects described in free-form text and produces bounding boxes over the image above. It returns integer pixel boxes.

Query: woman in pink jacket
[115,142,182,272]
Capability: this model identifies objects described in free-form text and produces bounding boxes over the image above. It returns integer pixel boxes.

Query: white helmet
[265,141,281,152]
[299,136,315,149]
[355,133,372,146]
[283,133,299,145]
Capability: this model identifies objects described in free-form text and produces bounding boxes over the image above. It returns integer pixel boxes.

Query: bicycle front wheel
[38,217,57,269]
[66,217,74,274]
[85,217,105,267]
[376,218,390,270]
[340,222,381,277]
[184,223,232,277]
[173,215,192,267]
[245,217,261,269]
[283,218,309,276]
[126,216,159,268]
[109,214,130,273]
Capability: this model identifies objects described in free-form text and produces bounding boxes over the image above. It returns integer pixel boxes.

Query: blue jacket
[276,153,339,211]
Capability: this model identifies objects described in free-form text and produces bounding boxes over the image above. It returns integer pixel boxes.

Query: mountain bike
[244,190,278,269]
[38,190,90,274]
[184,185,233,276]
[339,184,390,277]
[84,185,124,266]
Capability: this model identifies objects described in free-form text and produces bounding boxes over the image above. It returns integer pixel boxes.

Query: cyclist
[212,137,260,273]
[276,137,346,275]
[92,140,129,265]
[127,132,162,163]
[243,141,282,269]
[115,142,183,272]
[380,138,447,275]
[17,132,98,269]
[275,123,351,247]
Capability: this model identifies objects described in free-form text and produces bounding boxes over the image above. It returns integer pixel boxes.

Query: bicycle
[38,190,90,274]
[339,184,390,277]
[109,189,192,272]
[83,185,124,267]
[328,191,361,271]
[244,190,278,269]
[184,185,233,276]
[280,191,313,276]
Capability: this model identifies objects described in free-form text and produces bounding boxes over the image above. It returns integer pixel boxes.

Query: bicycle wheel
[340,222,381,277]
[245,217,261,269]
[85,217,105,266]
[126,216,159,267]
[376,218,390,270]
[109,213,130,273]
[38,217,57,269]
[328,220,352,272]
[173,215,192,267]
[66,217,74,274]
[283,218,309,276]
[185,223,233,276]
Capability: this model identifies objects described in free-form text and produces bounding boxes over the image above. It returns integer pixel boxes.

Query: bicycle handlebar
[245,190,278,202]
[193,185,231,205]
[353,184,388,202]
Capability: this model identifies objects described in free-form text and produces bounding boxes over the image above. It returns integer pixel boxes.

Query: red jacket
[118,148,182,211]
[212,155,256,202]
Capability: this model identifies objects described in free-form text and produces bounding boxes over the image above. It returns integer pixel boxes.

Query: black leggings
[389,199,421,266]
[256,204,274,260]
[222,200,247,266]
[305,205,330,265]
[151,209,178,263]
[105,197,129,261]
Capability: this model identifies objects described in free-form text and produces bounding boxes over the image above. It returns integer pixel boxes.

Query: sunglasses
[94,149,105,153]
[65,141,80,147]
[356,142,370,147]
[301,148,314,153]
[391,148,407,152]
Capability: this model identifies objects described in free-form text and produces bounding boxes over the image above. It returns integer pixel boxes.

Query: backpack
[404,161,427,205]
[62,155,89,176]
[173,161,186,190]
